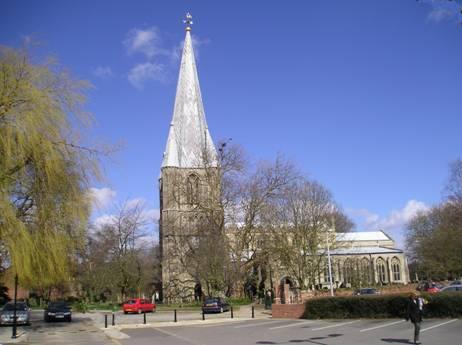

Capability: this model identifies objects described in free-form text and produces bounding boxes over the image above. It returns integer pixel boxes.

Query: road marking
[421,319,458,332]
[359,320,405,332]
[312,320,359,331]
[269,320,314,330]
[109,339,123,345]
[155,327,205,345]
[234,320,288,328]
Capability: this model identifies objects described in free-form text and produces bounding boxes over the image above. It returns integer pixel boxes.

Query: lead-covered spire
[162,13,217,169]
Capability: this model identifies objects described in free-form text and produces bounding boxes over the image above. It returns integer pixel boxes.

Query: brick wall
[272,303,305,319]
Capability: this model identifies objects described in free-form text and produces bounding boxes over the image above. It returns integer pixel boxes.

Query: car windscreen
[48,302,68,308]
[3,303,27,311]
[204,298,219,303]
[125,300,137,304]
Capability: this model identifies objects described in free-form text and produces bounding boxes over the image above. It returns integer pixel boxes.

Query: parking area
[117,317,461,345]
[0,310,113,345]
[91,305,262,328]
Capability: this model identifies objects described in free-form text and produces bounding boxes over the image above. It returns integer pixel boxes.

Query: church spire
[162,13,217,169]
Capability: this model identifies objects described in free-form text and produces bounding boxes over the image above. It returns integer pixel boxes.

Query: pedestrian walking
[405,292,427,344]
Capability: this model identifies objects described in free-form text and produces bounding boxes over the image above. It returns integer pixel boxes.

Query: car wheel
[67,316,72,322]
[124,311,128,314]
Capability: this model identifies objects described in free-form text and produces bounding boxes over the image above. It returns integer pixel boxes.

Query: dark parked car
[354,288,379,296]
[0,301,31,326]
[202,297,230,313]
[44,301,72,322]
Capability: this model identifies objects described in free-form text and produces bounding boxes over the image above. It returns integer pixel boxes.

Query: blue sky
[2,0,462,248]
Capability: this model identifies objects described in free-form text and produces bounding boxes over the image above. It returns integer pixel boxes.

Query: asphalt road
[117,318,461,345]
[0,309,460,345]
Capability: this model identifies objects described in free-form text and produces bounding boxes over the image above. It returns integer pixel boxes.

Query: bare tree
[445,159,462,204]
[225,156,299,297]
[266,178,341,290]
[77,201,152,301]
[161,141,244,300]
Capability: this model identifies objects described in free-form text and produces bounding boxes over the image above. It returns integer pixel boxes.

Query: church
[158,14,409,303]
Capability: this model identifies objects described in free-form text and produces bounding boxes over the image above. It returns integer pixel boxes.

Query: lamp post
[12,273,18,339]
[326,209,335,297]
[326,231,334,297]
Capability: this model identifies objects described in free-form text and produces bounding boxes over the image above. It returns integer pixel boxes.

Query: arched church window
[343,259,353,284]
[186,174,199,204]
[391,257,401,281]
[360,258,370,284]
[376,258,386,283]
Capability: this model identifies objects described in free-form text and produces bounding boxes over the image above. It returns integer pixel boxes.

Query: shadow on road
[256,334,342,345]
[381,338,413,344]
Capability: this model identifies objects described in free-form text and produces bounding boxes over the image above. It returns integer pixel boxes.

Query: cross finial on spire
[183,12,193,31]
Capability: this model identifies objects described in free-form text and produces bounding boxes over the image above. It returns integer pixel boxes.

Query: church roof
[336,231,391,242]
[328,246,403,256]
[162,22,217,169]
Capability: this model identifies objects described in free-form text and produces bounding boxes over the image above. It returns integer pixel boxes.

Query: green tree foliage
[407,202,462,279]
[406,159,462,280]
[0,46,99,288]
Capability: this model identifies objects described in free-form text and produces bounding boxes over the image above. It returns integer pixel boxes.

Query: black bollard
[174,309,177,322]
[104,314,108,328]
[252,305,255,318]
[231,306,234,319]
[143,311,146,324]
[112,312,115,326]
[202,309,205,321]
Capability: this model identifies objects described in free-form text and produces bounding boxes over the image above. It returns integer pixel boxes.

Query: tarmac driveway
[117,317,461,345]
[0,310,113,345]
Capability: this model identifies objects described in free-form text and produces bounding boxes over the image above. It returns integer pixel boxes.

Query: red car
[122,298,156,314]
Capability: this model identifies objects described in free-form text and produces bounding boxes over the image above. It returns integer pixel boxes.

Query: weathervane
[183,12,193,31]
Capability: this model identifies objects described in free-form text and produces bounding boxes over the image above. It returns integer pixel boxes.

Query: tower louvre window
[187,174,199,205]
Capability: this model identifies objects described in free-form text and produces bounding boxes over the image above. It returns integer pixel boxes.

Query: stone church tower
[159,14,220,302]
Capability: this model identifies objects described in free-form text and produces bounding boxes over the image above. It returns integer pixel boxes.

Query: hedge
[303,293,462,319]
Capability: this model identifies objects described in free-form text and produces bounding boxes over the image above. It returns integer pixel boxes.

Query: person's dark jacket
[406,297,423,323]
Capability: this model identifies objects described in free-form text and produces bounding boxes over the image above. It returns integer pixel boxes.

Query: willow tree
[0,46,99,289]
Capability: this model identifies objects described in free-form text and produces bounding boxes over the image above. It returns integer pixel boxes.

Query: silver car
[440,284,462,292]
[0,302,31,326]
